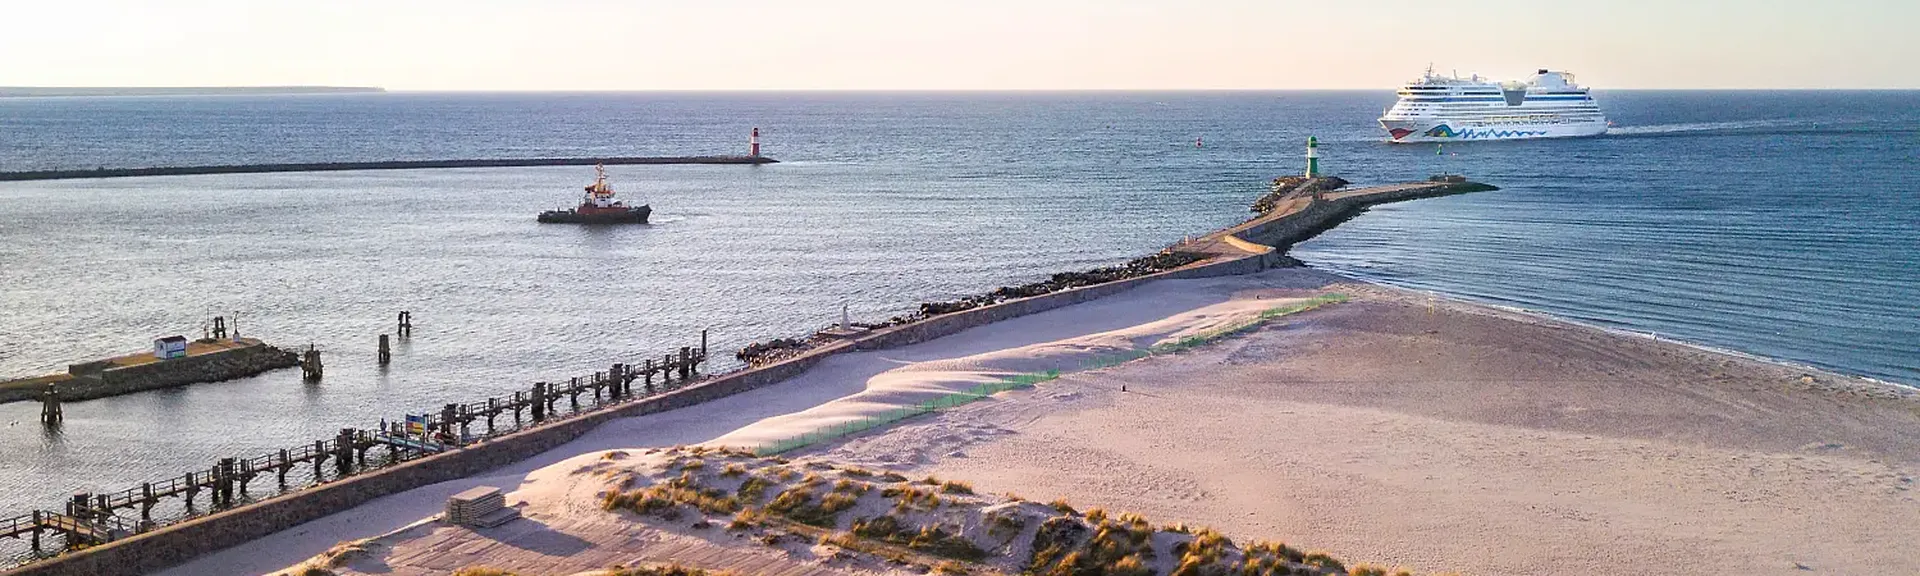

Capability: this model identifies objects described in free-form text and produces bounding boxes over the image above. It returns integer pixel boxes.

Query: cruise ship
[1379,67,1608,142]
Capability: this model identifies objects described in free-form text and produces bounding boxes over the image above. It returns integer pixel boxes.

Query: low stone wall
[6,340,852,576]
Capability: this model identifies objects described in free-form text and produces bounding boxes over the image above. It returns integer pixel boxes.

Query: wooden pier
[0,333,709,560]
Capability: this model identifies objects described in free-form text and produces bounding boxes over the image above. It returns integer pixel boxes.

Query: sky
[2,0,1915,90]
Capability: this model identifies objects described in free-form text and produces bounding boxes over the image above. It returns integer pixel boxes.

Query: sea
[0,91,1916,555]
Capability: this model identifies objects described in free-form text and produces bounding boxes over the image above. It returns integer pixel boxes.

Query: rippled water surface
[1,92,1915,547]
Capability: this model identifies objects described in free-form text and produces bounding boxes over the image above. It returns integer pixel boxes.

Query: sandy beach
[181,267,1917,576]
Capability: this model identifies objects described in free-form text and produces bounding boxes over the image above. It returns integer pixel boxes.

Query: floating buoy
[1196,137,1203,148]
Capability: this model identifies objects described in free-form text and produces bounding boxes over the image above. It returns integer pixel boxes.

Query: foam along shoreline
[0,155,777,182]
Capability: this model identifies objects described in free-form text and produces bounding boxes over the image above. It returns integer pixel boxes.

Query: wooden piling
[312,440,327,481]
[486,398,498,434]
[215,458,235,508]
[378,334,391,365]
[40,383,62,425]
[530,383,547,422]
[140,483,154,520]
[397,311,413,338]
[440,403,457,442]
[302,345,324,381]
[334,429,355,477]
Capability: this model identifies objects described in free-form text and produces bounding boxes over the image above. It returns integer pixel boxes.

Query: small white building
[154,336,189,360]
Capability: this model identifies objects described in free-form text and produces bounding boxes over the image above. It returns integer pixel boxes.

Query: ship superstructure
[537,164,651,224]
[1379,67,1608,142]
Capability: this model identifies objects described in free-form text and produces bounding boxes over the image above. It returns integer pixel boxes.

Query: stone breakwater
[0,175,1495,576]
[0,339,298,405]
[1252,176,1350,215]
[0,155,777,182]
[734,251,1210,366]
[733,177,1497,367]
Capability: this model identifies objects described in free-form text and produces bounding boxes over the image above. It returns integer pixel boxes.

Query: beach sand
[818,269,1920,575]
[216,267,1917,576]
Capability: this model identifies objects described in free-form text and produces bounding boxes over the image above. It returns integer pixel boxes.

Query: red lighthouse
[749,128,761,157]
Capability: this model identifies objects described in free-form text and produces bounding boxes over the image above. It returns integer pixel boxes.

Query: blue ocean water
[0,91,1915,549]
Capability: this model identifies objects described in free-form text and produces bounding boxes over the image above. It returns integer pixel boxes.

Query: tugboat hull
[537,205,651,224]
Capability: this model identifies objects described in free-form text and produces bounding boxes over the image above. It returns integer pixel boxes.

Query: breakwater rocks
[0,339,299,405]
[735,251,1209,367]
[917,251,1208,316]
[0,155,778,182]
[1252,176,1350,214]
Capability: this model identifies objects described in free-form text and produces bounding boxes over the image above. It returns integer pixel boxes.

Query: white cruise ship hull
[1380,119,1609,143]
[1378,68,1608,143]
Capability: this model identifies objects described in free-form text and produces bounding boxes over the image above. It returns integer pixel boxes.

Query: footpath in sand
[231,267,1919,576]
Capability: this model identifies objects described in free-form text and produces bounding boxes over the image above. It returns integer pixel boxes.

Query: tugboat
[537,164,651,224]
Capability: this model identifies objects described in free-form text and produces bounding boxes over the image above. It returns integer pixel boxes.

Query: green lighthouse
[1305,136,1321,177]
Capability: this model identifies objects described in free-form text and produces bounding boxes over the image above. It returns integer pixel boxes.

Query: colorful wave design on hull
[1424,124,1551,140]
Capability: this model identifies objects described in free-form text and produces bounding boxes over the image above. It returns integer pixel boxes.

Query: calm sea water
[1,92,1915,549]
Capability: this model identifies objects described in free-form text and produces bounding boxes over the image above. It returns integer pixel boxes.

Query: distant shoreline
[0,86,384,98]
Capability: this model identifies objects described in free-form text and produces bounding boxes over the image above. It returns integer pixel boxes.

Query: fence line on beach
[751,293,1350,455]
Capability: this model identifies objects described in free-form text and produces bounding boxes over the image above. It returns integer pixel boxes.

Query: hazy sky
[3,0,1914,90]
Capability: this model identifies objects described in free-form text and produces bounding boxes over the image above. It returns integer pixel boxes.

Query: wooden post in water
[302,345,324,381]
[440,403,457,443]
[485,398,498,434]
[378,334,392,365]
[512,392,524,426]
[182,473,199,510]
[40,383,61,425]
[530,382,548,422]
[610,364,626,399]
[643,359,654,393]
[334,429,356,477]
[311,440,327,482]
[679,347,692,380]
[215,458,235,508]
[457,404,470,440]
[140,482,155,521]
[397,311,413,338]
